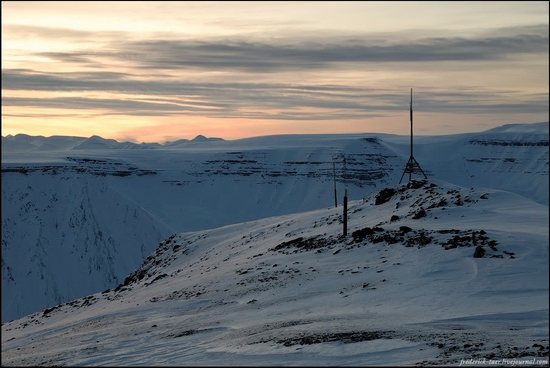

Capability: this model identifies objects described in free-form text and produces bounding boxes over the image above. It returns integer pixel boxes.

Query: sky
[1,1,549,143]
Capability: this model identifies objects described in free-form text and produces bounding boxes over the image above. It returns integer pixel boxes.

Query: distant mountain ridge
[482,121,549,134]
[2,121,547,151]
[1,133,225,151]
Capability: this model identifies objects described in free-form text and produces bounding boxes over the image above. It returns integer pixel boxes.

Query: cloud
[18,23,545,72]
[1,24,112,41]
[1,96,212,116]
[2,23,547,126]
[2,85,548,121]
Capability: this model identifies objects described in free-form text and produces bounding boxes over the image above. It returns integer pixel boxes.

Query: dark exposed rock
[371,232,403,245]
[405,231,433,248]
[270,235,337,254]
[406,179,427,189]
[468,139,549,146]
[473,245,486,258]
[172,329,198,338]
[412,208,427,219]
[145,273,168,287]
[375,188,397,205]
[277,330,392,347]
[121,268,148,287]
[427,199,448,209]
[352,227,374,243]
[42,305,60,316]
[399,226,412,233]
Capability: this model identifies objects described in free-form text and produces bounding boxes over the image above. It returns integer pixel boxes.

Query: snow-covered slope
[1,122,548,324]
[1,170,174,322]
[2,179,548,366]
[378,121,549,205]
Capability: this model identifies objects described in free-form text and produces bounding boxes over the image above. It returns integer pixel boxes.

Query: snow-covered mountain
[1,122,548,327]
[1,177,548,366]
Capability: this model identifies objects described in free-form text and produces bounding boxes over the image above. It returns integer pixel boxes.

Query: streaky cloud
[27,25,548,72]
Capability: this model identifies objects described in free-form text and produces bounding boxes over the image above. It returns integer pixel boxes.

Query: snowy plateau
[1,122,548,366]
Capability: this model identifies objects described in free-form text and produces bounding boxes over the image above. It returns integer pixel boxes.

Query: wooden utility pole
[333,160,337,207]
[343,189,348,236]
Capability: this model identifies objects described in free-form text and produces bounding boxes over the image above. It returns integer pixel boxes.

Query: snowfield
[2,177,548,366]
[1,122,548,366]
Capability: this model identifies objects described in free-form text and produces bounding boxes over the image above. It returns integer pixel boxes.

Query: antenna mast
[399,88,427,183]
[410,88,413,158]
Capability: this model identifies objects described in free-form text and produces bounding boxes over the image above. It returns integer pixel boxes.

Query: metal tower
[399,88,427,184]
